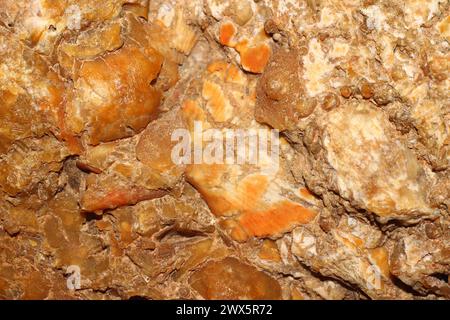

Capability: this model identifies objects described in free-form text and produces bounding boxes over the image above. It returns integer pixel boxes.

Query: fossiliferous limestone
[0,0,449,300]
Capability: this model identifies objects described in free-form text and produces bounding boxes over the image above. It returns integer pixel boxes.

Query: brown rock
[189,257,282,299]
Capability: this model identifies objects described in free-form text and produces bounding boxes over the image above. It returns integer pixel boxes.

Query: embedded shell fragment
[0,0,449,300]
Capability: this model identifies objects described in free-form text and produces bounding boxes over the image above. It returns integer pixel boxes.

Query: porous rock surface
[0,0,448,300]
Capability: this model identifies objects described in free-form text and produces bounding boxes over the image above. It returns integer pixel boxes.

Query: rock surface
[0,0,448,300]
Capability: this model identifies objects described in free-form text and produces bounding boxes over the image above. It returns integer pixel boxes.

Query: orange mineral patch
[219,22,236,46]
[235,175,270,210]
[238,200,316,237]
[336,232,365,250]
[240,43,271,74]
[188,165,316,239]
[299,187,317,202]
[438,15,450,39]
[369,247,391,278]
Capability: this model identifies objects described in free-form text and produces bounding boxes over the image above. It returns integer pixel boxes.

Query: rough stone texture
[0,0,449,300]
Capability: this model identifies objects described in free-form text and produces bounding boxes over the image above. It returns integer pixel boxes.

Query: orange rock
[299,187,317,201]
[336,231,365,251]
[258,240,282,262]
[0,136,68,196]
[120,221,133,244]
[291,287,305,300]
[122,2,149,19]
[2,207,39,235]
[43,215,68,249]
[236,175,270,209]
[437,15,450,40]
[191,184,236,216]
[207,60,245,84]
[20,272,51,300]
[48,192,84,243]
[225,64,245,84]
[369,247,391,278]
[186,169,266,217]
[188,163,317,240]
[189,257,282,299]
[240,43,271,74]
[136,109,186,174]
[340,86,353,98]
[0,29,66,153]
[173,239,228,279]
[181,99,208,131]
[219,22,236,46]
[220,219,249,242]
[81,186,168,212]
[95,220,112,231]
[109,233,124,257]
[155,59,180,91]
[57,21,123,71]
[361,82,374,99]
[235,39,249,52]
[76,161,103,174]
[69,45,163,145]
[238,201,316,238]
[207,60,230,74]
